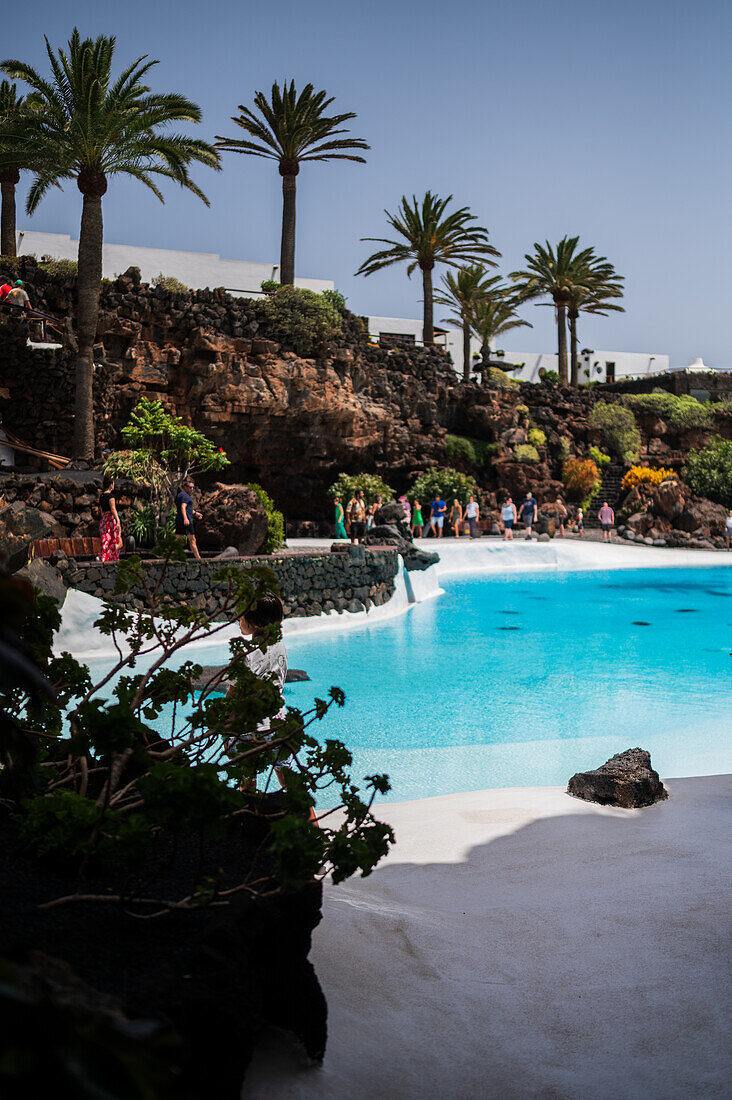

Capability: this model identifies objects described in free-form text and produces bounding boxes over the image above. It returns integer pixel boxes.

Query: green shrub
[528,427,546,448]
[540,368,560,385]
[558,435,572,462]
[514,444,540,463]
[712,399,732,418]
[623,393,712,430]
[328,472,395,506]
[683,437,732,507]
[321,288,348,312]
[444,435,498,467]
[516,404,530,419]
[246,483,285,552]
[253,285,342,357]
[410,467,476,505]
[260,279,279,295]
[589,445,611,469]
[589,401,640,462]
[152,272,189,293]
[487,367,519,388]
[38,257,77,278]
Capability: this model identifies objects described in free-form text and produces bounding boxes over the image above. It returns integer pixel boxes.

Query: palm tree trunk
[569,311,579,387]
[556,302,568,385]
[462,318,472,382]
[422,266,434,345]
[0,169,19,257]
[280,173,297,285]
[74,193,103,459]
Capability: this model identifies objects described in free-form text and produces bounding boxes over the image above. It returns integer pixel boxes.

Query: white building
[15,231,668,381]
[15,230,334,297]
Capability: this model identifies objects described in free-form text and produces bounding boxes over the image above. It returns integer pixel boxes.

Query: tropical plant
[0,546,394,915]
[566,263,624,386]
[622,465,677,490]
[253,285,342,356]
[511,236,601,385]
[246,483,285,552]
[357,192,499,345]
[683,438,732,507]
[217,81,368,286]
[589,402,641,463]
[515,444,540,463]
[539,368,560,385]
[410,467,476,505]
[104,399,229,534]
[2,30,220,458]
[434,264,497,381]
[622,392,713,431]
[562,457,601,501]
[0,80,27,257]
[466,281,532,380]
[328,472,395,505]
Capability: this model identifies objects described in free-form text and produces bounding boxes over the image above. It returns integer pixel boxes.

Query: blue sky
[5,0,730,365]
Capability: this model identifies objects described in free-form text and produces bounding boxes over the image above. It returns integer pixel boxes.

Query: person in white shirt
[465,494,480,539]
[236,593,290,784]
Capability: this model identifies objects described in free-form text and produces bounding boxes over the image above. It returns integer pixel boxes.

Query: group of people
[98,474,203,562]
[0,279,32,312]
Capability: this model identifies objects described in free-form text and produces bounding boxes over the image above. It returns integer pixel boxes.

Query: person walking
[412,499,424,538]
[598,501,615,542]
[576,507,584,537]
[8,280,31,313]
[520,492,538,539]
[99,473,122,562]
[554,497,567,538]
[724,509,732,549]
[399,495,411,529]
[501,496,517,540]
[449,498,463,538]
[429,493,447,538]
[347,489,367,545]
[175,479,202,559]
[465,494,480,539]
[334,496,348,540]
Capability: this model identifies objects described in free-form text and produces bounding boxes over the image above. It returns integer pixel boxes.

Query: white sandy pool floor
[245,776,731,1100]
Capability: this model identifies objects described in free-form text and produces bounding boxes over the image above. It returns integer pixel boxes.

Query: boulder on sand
[568,748,668,808]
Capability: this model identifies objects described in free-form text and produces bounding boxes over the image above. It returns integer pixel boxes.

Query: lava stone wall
[63,546,399,620]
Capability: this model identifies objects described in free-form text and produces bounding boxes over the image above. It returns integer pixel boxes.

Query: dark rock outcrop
[568,748,668,808]
[195,483,269,555]
[0,501,64,572]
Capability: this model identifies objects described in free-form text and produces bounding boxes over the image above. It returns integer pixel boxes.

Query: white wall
[503,349,669,383]
[16,231,334,297]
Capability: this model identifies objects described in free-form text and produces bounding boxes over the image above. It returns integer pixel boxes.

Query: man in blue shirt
[429,494,447,538]
[175,479,203,559]
[520,492,538,539]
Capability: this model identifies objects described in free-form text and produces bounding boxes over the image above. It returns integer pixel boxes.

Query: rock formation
[568,748,668,808]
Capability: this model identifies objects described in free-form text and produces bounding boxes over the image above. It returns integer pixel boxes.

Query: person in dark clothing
[175,479,202,558]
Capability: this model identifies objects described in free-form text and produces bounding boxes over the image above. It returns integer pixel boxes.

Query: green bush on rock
[152,272,189,293]
[444,435,498,468]
[528,427,546,448]
[328,473,395,505]
[246,483,285,552]
[410,467,476,504]
[254,286,342,357]
[622,393,713,430]
[589,402,640,463]
[683,437,732,507]
[514,443,540,463]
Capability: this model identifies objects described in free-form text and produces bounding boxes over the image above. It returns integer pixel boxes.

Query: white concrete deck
[246,777,732,1099]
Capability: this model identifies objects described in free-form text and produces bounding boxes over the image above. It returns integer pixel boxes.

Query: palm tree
[357,192,500,345]
[567,266,624,385]
[435,265,500,381]
[0,80,26,257]
[510,236,597,385]
[216,81,368,286]
[467,287,532,382]
[2,30,219,459]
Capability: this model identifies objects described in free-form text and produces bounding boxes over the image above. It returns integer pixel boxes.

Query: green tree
[217,81,368,286]
[104,398,229,532]
[0,80,27,257]
[328,472,395,506]
[467,283,532,381]
[2,30,220,459]
[434,264,498,382]
[683,437,732,507]
[567,262,624,386]
[410,466,476,505]
[357,192,499,345]
[510,236,597,385]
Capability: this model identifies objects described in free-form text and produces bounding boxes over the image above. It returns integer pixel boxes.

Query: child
[576,507,584,537]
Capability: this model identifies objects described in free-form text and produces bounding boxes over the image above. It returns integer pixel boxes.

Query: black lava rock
[568,748,668,808]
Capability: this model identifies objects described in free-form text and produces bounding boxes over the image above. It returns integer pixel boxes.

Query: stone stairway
[585,463,626,527]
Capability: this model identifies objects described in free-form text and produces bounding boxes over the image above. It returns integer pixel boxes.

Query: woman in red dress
[99,474,122,562]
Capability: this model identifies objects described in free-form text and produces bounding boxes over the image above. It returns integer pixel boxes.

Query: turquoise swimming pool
[282,566,732,803]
